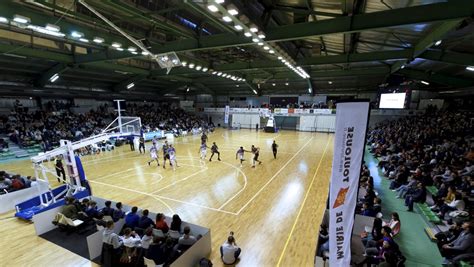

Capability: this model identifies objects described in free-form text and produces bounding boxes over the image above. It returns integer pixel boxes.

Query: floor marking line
[150,167,209,194]
[276,135,332,267]
[236,135,315,215]
[88,180,174,214]
[153,194,238,215]
[216,161,248,210]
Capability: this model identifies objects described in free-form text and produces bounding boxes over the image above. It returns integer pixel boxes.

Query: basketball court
[0,129,334,266]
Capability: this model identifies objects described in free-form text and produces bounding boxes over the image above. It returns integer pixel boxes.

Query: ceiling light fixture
[0,17,8,24]
[285,82,289,86]
[181,61,187,66]
[466,66,474,71]
[126,82,135,89]
[45,24,60,32]
[202,67,208,72]
[13,15,30,24]
[188,63,195,69]
[421,80,429,85]
[257,33,265,39]
[234,24,243,31]
[93,37,104,43]
[196,65,202,70]
[253,89,258,95]
[207,4,219,12]
[244,32,252,37]
[222,16,232,22]
[116,47,124,51]
[79,38,89,43]
[228,8,238,16]
[328,81,333,84]
[215,0,224,3]
[249,26,258,32]
[71,31,84,38]
[111,42,122,48]
[269,50,275,54]
[258,42,263,46]
[49,73,59,83]
[128,46,137,52]
[434,40,442,46]
[252,38,260,43]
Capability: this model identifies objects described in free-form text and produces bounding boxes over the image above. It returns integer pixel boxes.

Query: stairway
[0,135,37,160]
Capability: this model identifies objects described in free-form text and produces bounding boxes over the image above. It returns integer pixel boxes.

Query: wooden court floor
[0,129,334,267]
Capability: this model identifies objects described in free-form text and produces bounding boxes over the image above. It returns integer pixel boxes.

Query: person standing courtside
[209,142,221,162]
[138,136,145,154]
[55,157,66,183]
[272,140,278,159]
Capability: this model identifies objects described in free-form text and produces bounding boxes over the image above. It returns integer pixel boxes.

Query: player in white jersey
[199,143,209,161]
[147,145,159,167]
[168,145,177,171]
[235,146,250,167]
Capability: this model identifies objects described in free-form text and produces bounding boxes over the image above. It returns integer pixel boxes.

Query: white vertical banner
[329,102,370,266]
[224,105,230,124]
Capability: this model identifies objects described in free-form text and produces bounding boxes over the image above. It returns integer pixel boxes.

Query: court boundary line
[88,180,175,214]
[235,135,315,215]
[216,161,248,210]
[276,135,332,266]
[150,167,209,194]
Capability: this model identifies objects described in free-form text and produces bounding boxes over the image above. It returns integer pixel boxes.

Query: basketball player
[235,146,250,167]
[199,143,209,161]
[162,141,170,169]
[251,145,262,168]
[147,144,160,167]
[201,132,208,144]
[272,140,278,159]
[139,136,146,154]
[168,144,177,171]
[209,142,221,162]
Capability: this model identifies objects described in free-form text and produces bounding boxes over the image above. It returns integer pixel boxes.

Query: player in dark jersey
[201,132,208,144]
[251,145,262,168]
[162,141,170,169]
[272,140,278,159]
[139,136,146,154]
[209,142,221,162]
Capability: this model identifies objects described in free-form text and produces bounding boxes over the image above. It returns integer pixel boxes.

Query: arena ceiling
[0,0,473,99]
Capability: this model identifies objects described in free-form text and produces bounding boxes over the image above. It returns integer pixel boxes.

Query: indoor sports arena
[0,0,473,266]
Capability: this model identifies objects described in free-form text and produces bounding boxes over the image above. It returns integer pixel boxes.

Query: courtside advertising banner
[224,105,230,124]
[329,102,370,266]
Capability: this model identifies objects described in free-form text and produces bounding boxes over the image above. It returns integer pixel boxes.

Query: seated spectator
[138,209,155,229]
[112,202,125,222]
[85,201,100,219]
[141,227,154,250]
[365,226,397,256]
[220,232,241,265]
[383,212,401,237]
[431,185,456,211]
[405,182,426,212]
[438,193,465,218]
[360,202,376,217]
[317,224,329,257]
[155,213,169,233]
[102,220,122,248]
[0,176,12,191]
[373,197,382,214]
[436,222,464,250]
[61,197,78,219]
[101,220,123,267]
[394,176,417,199]
[124,206,140,229]
[11,176,25,191]
[145,236,165,265]
[100,200,114,217]
[120,228,141,247]
[441,222,474,263]
[178,226,197,247]
[30,177,38,187]
[361,217,383,247]
[170,214,182,232]
[357,240,395,266]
